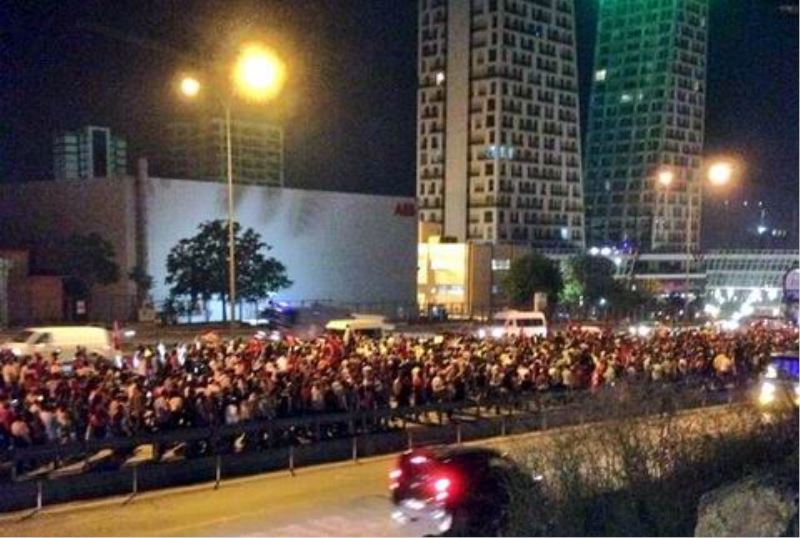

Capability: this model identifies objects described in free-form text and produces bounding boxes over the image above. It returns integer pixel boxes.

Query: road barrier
[0,382,746,514]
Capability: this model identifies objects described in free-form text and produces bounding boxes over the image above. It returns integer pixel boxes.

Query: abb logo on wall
[394,202,416,217]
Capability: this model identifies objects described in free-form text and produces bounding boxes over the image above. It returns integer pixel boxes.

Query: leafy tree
[59,233,120,298]
[560,254,618,306]
[560,254,655,319]
[501,253,563,308]
[128,265,154,306]
[165,220,291,320]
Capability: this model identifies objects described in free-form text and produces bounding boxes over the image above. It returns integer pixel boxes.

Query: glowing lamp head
[708,161,733,186]
[233,43,285,101]
[434,477,451,493]
[180,76,201,98]
[657,169,674,188]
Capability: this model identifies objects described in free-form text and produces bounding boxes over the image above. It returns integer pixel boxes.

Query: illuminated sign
[783,267,799,303]
[394,202,416,217]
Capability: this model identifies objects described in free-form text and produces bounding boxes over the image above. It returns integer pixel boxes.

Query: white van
[478,310,547,339]
[1,326,113,360]
[325,316,395,339]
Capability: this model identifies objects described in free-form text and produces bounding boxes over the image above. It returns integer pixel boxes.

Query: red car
[389,446,539,536]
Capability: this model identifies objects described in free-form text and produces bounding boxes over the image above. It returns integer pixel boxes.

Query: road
[0,403,745,537]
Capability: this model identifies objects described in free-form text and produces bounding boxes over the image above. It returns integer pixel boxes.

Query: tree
[59,233,120,299]
[501,254,563,308]
[560,254,654,319]
[165,220,291,320]
[128,265,154,306]
[560,254,618,306]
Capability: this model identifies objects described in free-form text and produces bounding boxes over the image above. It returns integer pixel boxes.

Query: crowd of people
[0,324,796,453]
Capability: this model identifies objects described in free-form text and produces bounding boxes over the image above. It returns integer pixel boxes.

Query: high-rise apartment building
[165,117,283,186]
[584,0,708,252]
[54,126,127,181]
[416,0,585,249]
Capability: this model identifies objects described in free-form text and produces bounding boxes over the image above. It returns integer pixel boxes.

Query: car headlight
[491,328,504,338]
[759,382,776,406]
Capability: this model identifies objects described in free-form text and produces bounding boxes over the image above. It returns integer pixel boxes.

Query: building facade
[584,0,708,252]
[165,116,284,187]
[54,126,128,180]
[0,163,415,323]
[416,0,585,249]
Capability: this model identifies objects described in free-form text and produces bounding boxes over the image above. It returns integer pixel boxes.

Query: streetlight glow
[180,76,201,98]
[657,169,674,187]
[708,161,734,186]
[233,44,285,101]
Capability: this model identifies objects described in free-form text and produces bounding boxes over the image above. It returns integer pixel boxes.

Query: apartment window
[594,69,607,81]
[484,211,494,223]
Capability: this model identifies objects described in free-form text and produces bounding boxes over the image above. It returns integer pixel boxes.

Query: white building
[0,161,416,323]
[165,116,284,187]
[54,126,128,180]
[416,0,586,249]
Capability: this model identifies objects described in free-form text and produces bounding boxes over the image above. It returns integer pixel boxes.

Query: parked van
[325,316,395,339]
[1,326,113,360]
[478,310,547,339]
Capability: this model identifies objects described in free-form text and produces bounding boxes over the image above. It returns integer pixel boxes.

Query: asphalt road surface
[0,403,745,537]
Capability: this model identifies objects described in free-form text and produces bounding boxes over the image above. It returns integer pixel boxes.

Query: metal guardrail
[0,382,744,514]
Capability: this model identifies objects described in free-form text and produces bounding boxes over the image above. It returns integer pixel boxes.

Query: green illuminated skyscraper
[584,0,708,252]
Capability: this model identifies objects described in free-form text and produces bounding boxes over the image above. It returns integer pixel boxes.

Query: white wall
[143,178,417,316]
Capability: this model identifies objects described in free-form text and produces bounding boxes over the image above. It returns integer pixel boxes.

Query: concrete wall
[142,178,417,318]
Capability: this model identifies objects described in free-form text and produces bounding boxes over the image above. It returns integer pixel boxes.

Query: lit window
[620,93,632,103]
[492,258,511,271]
[435,71,445,85]
[594,69,607,82]
[560,227,569,240]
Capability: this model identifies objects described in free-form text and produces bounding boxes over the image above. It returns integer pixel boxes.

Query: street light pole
[178,43,285,327]
[225,101,237,326]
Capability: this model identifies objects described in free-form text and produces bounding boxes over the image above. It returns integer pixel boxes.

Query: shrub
[503,385,799,536]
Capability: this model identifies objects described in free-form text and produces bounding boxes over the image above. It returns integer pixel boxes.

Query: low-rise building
[0,160,416,324]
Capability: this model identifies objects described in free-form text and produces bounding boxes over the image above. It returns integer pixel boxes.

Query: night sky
[1,0,797,247]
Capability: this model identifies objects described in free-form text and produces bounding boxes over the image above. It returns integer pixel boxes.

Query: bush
[503,385,799,536]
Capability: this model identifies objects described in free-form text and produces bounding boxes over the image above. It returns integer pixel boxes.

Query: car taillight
[389,468,402,489]
[432,475,454,501]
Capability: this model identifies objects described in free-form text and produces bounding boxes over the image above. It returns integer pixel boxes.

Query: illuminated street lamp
[180,76,201,98]
[233,44,285,101]
[707,160,734,186]
[657,168,675,188]
[178,43,284,325]
[656,159,739,318]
